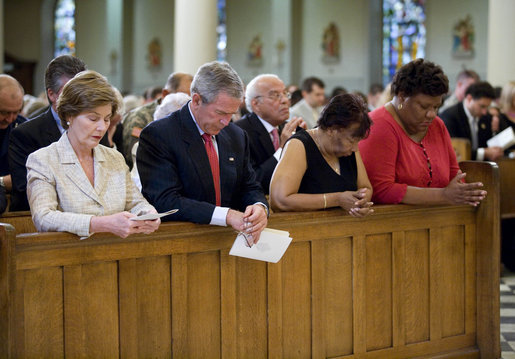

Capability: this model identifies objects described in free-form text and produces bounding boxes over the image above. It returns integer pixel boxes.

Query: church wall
[425,0,489,89]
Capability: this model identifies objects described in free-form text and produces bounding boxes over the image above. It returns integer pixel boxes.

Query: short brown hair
[57,70,120,129]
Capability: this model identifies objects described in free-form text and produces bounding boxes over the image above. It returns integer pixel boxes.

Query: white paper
[129,209,178,221]
[229,228,292,263]
[487,126,515,150]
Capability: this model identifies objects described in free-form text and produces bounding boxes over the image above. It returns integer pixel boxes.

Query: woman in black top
[270,93,374,216]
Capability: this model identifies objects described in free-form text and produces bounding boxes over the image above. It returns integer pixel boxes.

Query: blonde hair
[57,70,120,129]
[500,81,515,114]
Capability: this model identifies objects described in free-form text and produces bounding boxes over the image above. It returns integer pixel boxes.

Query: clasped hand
[227,204,268,245]
[338,188,374,217]
[105,211,161,238]
[443,171,486,206]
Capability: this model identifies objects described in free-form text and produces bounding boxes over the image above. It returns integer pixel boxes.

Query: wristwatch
[0,176,4,188]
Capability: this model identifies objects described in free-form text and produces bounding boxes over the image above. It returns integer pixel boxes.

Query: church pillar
[487,0,515,86]
[174,0,217,74]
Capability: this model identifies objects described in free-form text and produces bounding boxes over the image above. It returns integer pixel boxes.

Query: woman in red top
[359,59,486,206]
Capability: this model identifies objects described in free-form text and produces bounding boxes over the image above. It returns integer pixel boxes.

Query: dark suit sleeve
[0,187,6,214]
[136,122,216,224]
[8,126,35,211]
[440,108,461,138]
[235,130,269,210]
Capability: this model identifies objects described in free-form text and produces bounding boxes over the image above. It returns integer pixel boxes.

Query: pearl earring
[66,121,70,125]
[398,103,403,110]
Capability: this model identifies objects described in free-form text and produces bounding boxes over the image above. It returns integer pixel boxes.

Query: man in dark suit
[236,74,305,193]
[440,81,503,161]
[0,74,26,193]
[137,61,268,245]
[8,55,88,211]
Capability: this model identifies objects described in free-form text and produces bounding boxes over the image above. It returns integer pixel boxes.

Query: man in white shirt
[236,74,306,193]
[290,77,326,128]
[441,81,503,161]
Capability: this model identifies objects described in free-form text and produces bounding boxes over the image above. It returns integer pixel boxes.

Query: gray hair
[164,72,193,92]
[190,61,244,103]
[245,74,280,112]
[154,92,191,121]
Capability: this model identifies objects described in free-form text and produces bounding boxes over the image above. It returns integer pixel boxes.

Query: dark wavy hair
[391,58,449,98]
[318,93,372,138]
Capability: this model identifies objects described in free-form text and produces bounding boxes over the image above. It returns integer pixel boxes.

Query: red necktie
[271,128,280,151]
[202,134,221,206]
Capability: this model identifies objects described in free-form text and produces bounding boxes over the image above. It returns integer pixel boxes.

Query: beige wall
[426,0,489,88]
[2,0,504,96]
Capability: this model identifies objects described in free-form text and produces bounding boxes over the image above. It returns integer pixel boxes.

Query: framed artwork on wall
[452,15,475,59]
[247,35,264,67]
[322,22,340,64]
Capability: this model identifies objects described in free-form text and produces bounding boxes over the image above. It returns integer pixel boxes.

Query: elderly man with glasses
[236,74,306,194]
[0,74,26,194]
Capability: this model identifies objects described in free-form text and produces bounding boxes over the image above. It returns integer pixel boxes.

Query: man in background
[439,69,479,114]
[9,55,87,211]
[122,72,193,167]
[0,74,25,193]
[236,74,306,193]
[441,81,503,161]
[290,76,325,128]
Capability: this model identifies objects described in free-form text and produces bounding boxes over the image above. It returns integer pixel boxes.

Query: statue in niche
[147,37,162,70]
[322,22,340,64]
[247,35,264,67]
[452,15,474,59]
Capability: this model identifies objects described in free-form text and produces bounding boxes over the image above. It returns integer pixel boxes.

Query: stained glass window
[383,0,426,85]
[54,0,76,58]
[217,0,227,61]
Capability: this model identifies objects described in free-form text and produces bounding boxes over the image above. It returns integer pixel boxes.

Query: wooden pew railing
[0,161,500,359]
[498,158,515,219]
[0,211,35,234]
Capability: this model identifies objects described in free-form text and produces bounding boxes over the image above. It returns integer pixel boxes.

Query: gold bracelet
[323,193,327,210]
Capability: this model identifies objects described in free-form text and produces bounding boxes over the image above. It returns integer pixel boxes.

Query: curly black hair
[391,58,449,98]
[318,93,372,139]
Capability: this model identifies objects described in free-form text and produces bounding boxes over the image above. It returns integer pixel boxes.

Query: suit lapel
[180,106,217,204]
[57,135,102,205]
[250,114,275,156]
[44,109,63,143]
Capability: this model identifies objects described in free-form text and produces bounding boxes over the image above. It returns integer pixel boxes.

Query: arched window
[382,0,426,84]
[54,0,76,58]
[217,0,227,61]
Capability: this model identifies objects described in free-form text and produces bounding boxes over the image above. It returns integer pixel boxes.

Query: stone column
[174,0,217,74]
[487,0,515,86]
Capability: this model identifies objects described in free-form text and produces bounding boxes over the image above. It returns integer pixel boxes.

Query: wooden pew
[451,137,472,161]
[497,158,515,219]
[0,211,35,234]
[0,161,500,359]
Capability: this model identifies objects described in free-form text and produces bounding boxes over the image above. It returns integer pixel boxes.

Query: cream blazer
[26,133,155,237]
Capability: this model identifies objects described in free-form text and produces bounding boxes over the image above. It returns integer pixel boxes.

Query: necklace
[312,128,340,174]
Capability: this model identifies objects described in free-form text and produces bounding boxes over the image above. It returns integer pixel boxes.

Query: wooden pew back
[451,137,472,161]
[498,158,515,219]
[0,162,500,359]
[0,211,35,234]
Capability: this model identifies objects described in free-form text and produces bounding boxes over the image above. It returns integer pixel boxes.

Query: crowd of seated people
[0,55,513,255]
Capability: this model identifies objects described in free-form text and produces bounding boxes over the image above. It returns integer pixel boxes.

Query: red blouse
[359,106,460,204]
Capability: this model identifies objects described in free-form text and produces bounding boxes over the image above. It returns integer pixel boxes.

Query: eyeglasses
[420,143,433,187]
[255,90,291,102]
